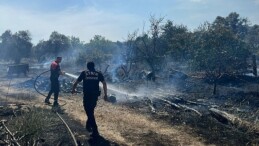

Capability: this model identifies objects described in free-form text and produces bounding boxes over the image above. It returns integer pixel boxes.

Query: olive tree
[191,17,250,94]
[0,30,32,63]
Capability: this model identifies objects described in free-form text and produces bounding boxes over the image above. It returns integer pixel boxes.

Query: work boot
[44,99,51,104]
[53,101,59,106]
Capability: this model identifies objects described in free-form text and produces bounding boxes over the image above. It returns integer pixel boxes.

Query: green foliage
[86,35,120,54]
[48,31,70,56]
[1,12,257,84]
[33,31,70,61]
[75,52,87,65]
[33,40,49,62]
[76,35,118,69]
[13,31,33,63]
[161,20,191,61]
[189,13,251,94]
[76,48,112,68]
[246,24,259,54]
[33,33,84,62]
[127,17,167,72]
[191,15,250,77]
[0,30,12,60]
[0,30,32,63]
[69,36,84,50]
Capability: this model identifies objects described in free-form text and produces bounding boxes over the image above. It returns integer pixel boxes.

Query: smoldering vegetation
[0,12,259,145]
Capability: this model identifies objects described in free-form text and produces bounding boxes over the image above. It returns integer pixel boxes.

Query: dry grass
[8,107,58,145]
[1,75,258,146]
[96,101,208,146]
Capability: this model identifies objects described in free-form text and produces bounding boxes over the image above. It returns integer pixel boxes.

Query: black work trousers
[83,94,98,133]
[46,79,60,103]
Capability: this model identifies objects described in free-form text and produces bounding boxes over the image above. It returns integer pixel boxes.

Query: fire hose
[33,70,67,106]
[33,70,50,98]
[34,70,78,146]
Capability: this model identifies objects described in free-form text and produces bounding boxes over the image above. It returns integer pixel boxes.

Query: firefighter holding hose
[44,57,65,106]
[72,61,108,138]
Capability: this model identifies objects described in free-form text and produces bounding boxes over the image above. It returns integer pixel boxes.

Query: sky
[0,0,259,44]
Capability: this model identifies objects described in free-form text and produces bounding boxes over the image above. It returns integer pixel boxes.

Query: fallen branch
[209,108,241,125]
[209,108,259,135]
[171,96,208,106]
[158,98,182,110]
[179,104,202,116]
[155,97,202,116]
[1,120,21,146]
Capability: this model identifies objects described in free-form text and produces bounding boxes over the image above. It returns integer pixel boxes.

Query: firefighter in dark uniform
[45,57,65,106]
[72,61,108,138]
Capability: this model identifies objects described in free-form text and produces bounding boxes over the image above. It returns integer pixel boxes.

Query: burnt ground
[0,67,258,146]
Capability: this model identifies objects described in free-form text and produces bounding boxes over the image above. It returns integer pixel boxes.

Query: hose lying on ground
[33,70,77,145]
[56,112,78,146]
[33,70,50,98]
[33,70,67,106]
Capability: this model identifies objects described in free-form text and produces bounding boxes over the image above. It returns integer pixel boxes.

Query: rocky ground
[0,67,258,146]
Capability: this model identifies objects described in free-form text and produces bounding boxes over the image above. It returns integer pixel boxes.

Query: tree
[224,12,249,39]
[77,35,117,70]
[47,31,70,57]
[69,36,84,51]
[33,31,71,62]
[12,31,33,63]
[129,16,166,75]
[246,25,259,54]
[86,35,119,54]
[0,30,32,63]
[33,40,49,62]
[0,30,13,60]
[120,31,139,79]
[160,20,191,61]
[191,17,250,94]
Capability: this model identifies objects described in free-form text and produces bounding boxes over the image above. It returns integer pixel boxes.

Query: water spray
[35,70,142,103]
[64,72,78,79]
[64,72,139,101]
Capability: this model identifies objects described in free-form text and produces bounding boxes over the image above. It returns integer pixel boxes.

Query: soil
[0,68,258,146]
